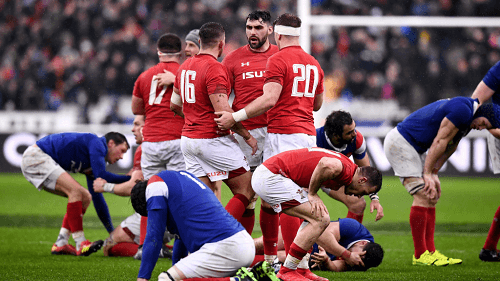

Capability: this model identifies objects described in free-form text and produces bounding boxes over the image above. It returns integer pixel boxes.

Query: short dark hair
[131,180,148,217]
[360,242,384,271]
[246,10,272,24]
[104,132,129,149]
[273,13,301,28]
[359,166,382,194]
[324,110,353,139]
[157,33,182,54]
[199,22,225,48]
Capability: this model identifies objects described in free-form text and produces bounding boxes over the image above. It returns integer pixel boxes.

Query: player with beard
[222,10,279,234]
[316,110,384,223]
[215,14,325,280]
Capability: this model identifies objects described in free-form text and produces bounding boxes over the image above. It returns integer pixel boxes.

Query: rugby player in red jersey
[221,10,279,234]
[170,22,257,227]
[252,147,382,281]
[215,14,325,277]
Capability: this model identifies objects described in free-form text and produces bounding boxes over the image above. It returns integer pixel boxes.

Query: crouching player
[131,170,280,281]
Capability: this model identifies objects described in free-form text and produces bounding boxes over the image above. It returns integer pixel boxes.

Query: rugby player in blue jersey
[384,96,500,266]
[131,170,279,281]
[316,110,384,223]
[21,132,131,256]
[254,218,383,272]
[470,60,500,262]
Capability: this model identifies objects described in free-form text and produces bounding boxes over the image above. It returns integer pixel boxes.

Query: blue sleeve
[86,176,114,233]
[88,139,130,183]
[444,100,474,129]
[483,61,500,92]
[172,239,188,265]
[138,202,168,280]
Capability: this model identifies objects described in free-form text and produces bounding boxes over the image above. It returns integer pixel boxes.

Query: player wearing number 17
[215,13,324,160]
[131,33,186,181]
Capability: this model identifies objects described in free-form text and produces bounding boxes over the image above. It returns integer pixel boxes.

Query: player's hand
[93,178,107,193]
[370,199,384,221]
[155,70,175,88]
[345,251,365,267]
[310,246,329,269]
[308,193,329,217]
[423,173,438,200]
[243,135,258,155]
[214,111,236,130]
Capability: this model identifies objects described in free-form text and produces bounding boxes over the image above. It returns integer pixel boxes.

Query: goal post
[297,0,500,53]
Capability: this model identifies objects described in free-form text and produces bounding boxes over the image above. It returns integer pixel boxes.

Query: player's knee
[81,188,92,205]
[348,197,366,214]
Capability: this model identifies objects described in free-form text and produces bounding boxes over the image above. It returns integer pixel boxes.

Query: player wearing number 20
[131,33,186,180]
[215,13,324,160]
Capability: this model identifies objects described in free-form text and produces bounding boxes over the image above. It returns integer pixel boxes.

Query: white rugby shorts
[21,145,65,191]
[120,212,141,244]
[263,133,316,161]
[174,230,255,278]
[141,139,186,180]
[233,127,267,169]
[180,135,250,182]
[487,133,500,174]
[384,127,427,189]
[252,164,309,213]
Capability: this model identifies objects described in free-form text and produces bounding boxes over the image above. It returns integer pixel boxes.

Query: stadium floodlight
[297,0,500,53]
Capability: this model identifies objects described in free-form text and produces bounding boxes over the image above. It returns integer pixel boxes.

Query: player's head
[185,29,200,58]
[131,180,148,217]
[324,110,356,146]
[199,22,225,57]
[157,33,182,60]
[273,13,301,48]
[104,132,130,164]
[350,242,384,271]
[472,103,500,130]
[131,115,145,145]
[345,166,382,197]
[246,10,273,50]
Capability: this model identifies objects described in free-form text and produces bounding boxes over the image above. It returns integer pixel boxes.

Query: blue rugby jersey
[138,170,244,279]
[396,97,478,154]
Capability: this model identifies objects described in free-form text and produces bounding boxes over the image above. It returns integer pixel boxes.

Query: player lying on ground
[254,218,383,272]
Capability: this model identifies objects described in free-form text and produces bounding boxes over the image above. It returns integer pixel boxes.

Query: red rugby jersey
[222,44,279,130]
[263,147,356,189]
[264,46,324,135]
[174,54,231,139]
[132,62,184,142]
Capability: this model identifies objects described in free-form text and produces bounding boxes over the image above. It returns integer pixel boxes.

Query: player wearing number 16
[131,33,186,181]
[215,13,325,160]
[170,22,258,225]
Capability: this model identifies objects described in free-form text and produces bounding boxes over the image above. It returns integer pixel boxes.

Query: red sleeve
[264,55,285,85]
[132,73,144,98]
[206,63,230,95]
[221,56,235,89]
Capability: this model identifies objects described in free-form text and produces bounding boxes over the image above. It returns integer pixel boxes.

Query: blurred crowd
[1,0,500,123]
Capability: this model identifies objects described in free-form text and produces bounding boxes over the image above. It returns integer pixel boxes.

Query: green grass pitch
[0,173,499,280]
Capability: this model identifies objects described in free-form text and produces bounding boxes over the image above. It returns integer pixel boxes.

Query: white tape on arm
[232,109,248,123]
[171,92,182,107]
[103,183,115,194]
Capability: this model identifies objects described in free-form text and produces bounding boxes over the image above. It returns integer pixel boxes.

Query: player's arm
[138,201,168,280]
[471,81,495,105]
[215,81,281,130]
[423,117,459,199]
[209,92,258,154]
[489,128,500,139]
[309,157,342,195]
[132,95,146,115]
[313,92,324,111]
[94,170,144,196]
[170,87,184,117]
[314,222,364,267]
